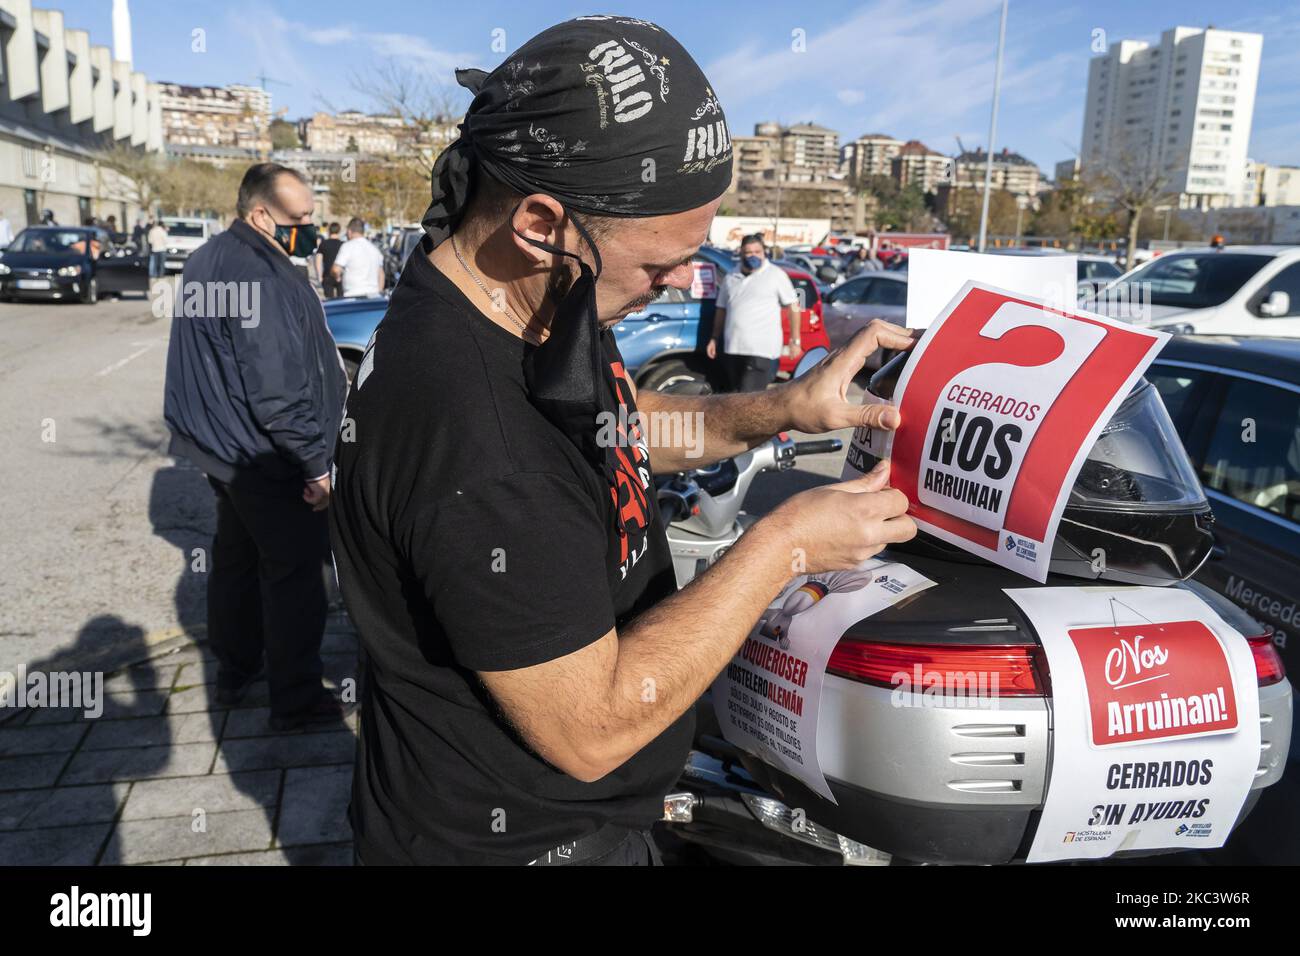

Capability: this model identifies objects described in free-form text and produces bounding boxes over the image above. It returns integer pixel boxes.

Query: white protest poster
[905,249,1076,329]
[712,559,935,802]
[844,250,1079,482]
[881,281,1167,581]
[1006,586,1261,862]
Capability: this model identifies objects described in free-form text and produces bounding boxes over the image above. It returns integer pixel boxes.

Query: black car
[1147,334,1300,863]
[0,226,150,303]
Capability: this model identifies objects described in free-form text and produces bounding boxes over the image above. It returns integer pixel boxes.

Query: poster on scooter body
[712,559,935,802]
[848,280,1168,582]
[1006,586,1261,863]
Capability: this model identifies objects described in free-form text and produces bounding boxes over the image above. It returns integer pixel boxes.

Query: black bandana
[420,15,732,556]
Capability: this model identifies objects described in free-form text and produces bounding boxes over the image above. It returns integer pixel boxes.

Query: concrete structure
[301,111,409,156]
[841,133,903,183]
[1055,158,1081,184]
[890,140,951,194]
[1247,163,1300,207]
[1080,26,1263,211]
[953,148,1043,198]
[0,1,162,230]
[159,83,271,156]
[779,122,839,177]
[1182,204,1300,244]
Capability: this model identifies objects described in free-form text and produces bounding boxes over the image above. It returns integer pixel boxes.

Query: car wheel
[341,353,360,385]
[639,357,713,395]
[81,277,98,305]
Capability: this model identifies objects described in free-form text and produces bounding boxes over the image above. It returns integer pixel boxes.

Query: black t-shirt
[318,237,343,276]
[329,241,691,865]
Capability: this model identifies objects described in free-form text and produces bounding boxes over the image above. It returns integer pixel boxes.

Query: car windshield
[9,230,91,253]
[163,222,205,238]
[1108,253,1272,309]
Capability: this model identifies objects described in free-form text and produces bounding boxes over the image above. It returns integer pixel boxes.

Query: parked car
[384,227,424,287]
[821,271,908,353]
[1103,245,1300,335]
[987,247,1124,297]
[614,257,831,392]
[0,226,149,303]
[1147,335,1300,685]
[1146,333,1300,863]
[323,294,390,381]
[324,254,832,393]
[159,217,221,272]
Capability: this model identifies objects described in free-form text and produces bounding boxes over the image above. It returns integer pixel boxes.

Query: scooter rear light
[1248,634,1285,687]
[827,640,1047,697]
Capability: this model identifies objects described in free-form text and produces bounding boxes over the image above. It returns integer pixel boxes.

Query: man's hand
[764,459,916,573]
[706,337,719,360]
[304,475,331,511]
[781,320,918,434]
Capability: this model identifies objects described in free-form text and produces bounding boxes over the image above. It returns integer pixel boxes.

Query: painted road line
[94,342,155,378]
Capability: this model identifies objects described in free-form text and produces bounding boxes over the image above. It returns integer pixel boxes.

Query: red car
[776,265,832,376]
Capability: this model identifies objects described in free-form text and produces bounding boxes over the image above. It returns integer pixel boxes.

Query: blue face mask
[743,255,763,271]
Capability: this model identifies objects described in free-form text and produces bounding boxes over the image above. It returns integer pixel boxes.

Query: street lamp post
[977,0,1009,253]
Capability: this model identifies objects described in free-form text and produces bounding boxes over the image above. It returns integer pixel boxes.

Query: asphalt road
[0,292,212,676]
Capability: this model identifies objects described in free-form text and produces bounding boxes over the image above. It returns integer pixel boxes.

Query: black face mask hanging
[515,210,612,470]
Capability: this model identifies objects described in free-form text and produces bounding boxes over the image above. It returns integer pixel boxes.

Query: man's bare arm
[477,462,913,782]
[640,320,918,472]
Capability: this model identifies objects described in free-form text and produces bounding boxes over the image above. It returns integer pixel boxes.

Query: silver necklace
[451,235,542,344]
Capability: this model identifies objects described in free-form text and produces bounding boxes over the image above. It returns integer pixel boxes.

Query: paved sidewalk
[0,613,359,865]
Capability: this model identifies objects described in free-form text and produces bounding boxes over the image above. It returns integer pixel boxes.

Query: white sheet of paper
[712,558,935,802]
[1006,586,1261,862]
[906,249,1076,328]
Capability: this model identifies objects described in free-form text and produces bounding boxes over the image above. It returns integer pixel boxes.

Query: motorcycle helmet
[863,351,1215,585]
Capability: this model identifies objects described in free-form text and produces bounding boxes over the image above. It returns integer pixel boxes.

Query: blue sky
[57,0,1300,172]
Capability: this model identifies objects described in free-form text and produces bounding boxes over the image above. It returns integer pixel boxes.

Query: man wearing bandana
[330,16,917,866]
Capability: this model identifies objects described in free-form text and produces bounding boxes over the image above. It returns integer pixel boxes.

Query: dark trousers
[206,476,329,716]
[724,354,777,393]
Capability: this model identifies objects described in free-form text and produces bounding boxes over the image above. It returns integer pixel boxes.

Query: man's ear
[509,193,567,265]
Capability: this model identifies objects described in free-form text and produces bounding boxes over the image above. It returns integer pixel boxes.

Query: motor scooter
[655,349,1292,866]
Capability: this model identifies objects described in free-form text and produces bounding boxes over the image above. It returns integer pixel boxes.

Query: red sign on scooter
[887,281,1168,581]
[1066,620,1239,747]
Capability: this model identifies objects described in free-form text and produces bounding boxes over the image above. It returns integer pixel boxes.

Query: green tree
[270,119,300,150]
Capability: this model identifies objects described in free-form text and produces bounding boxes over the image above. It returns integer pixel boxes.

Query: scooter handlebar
[792,439,843,456]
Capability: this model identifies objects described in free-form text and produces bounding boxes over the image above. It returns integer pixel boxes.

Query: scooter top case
[694,548,1291,865]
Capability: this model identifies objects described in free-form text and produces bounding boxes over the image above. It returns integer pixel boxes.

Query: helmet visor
[1069,381,1207,512]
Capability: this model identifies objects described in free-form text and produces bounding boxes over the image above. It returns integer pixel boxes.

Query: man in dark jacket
[163,162,350,730]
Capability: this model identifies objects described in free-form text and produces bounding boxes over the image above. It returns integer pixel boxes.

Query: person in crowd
[706,233,802,392]
[162,162,350,731]
[147,219,169,279]
[0,209,14,249]
[316,222,344,298]
[331,217,384,297]
[842,244,882,278]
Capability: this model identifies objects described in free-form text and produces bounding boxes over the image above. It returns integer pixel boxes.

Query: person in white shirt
[0,212,13,249]
[147,220,169,278]
[706,234,802,392]
[330,218,385,297]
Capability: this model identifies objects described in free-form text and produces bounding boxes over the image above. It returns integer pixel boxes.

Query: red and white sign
[1069,620,1238,746]
[691,261,717,300]
[872,281,1168,581]
[1007,587,1261,863]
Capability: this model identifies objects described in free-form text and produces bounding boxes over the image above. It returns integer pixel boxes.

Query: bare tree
[350,63,468,173]
[1089,141,1179,271]
[96,144,166,218]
